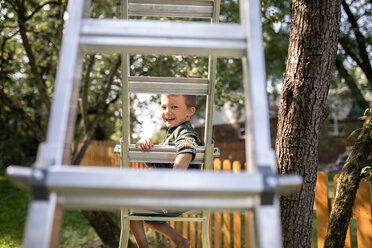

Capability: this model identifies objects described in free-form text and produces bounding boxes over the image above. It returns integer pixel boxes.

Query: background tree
[324,109,372,247]
[2,0,369,246]
[334,0,371,110]
[276,1,342,247]
[0,0,125,246]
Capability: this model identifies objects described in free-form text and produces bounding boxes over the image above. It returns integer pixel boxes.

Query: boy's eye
[172,106,178,109]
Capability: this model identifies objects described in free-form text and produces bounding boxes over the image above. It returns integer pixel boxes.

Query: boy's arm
[173,153,193,170]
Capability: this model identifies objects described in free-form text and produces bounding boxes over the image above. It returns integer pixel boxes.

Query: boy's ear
[188,107,196,117]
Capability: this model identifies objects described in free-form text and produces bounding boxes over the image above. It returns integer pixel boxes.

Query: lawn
[0,172,101,248]
[1,170,360,247]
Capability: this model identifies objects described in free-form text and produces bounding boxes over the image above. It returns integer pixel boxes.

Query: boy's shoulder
[172,121,196,136]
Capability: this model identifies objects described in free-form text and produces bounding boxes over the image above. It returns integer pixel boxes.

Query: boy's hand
[135,138,154,151]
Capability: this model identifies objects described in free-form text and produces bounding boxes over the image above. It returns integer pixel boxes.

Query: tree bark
[276,0,342,247]
[324,112,372,248]
[81,211,121,248]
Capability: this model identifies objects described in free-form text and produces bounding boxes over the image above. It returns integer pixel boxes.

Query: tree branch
[15,0,51,113]
[25,1,61,21]
[324,111,372,247]
[0,87,45,142]
[72,55,121,165]
[80,54,96,134]
[335,55,369,109]
[341,0,372,83]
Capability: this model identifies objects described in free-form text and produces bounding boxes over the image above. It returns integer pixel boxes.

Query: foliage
[332,0,371,110]
[361,165,372,179]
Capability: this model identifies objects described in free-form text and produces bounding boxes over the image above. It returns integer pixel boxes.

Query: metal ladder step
[79,19,246,57]
[7,165,302,210]
[114,144,220,164]
[128,0,214,18]
[128,76,209,95]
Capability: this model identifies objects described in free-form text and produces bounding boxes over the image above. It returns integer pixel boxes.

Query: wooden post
[233,161,242,248]
[314,171,329,248]
[355,179,372,248]
[214,159,222,248]
[190,214,196,248]
[223,160,231,248]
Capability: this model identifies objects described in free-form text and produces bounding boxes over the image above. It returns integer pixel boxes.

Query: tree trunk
[81,211,121,248]
[276,1,342,247]
[324,113,372,248]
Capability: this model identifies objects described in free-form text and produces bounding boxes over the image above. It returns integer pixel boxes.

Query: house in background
[192,89,367,165]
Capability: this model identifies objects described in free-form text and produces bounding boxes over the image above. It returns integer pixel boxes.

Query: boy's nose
[164,107,171,114]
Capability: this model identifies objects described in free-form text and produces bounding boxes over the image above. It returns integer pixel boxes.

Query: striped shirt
[147,121,202,169]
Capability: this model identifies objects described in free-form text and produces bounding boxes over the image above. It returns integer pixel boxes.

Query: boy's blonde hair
[163,94,196,108]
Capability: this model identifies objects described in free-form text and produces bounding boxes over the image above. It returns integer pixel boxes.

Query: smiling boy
[130,94,202,248]
[136,94,202,169]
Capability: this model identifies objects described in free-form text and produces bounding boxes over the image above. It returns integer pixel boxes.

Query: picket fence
[79,141,372,248]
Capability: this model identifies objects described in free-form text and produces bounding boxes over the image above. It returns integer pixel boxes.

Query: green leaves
[361,165,372,180]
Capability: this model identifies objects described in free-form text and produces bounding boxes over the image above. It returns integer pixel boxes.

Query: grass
[0,173,30,248]
[0,171,165,248]
[0,170,363,247]
[0,173,101,248]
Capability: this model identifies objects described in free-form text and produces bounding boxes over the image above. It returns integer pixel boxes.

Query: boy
[131,94,202,248]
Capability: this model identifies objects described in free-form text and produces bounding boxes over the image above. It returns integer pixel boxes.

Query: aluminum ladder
[116,1,220,247]
[6,0,302,247]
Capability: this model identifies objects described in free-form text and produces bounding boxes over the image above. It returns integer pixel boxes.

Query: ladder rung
[80,19,246,57]
[128,76,209,95]
[7,166,268,210]
[129,0,213,19]
[114,144,220,164]
[125,215,205,222]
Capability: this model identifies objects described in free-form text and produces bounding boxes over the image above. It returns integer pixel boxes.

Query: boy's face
[161,95,195,128]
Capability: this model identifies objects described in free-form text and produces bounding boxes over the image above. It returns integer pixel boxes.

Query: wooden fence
[314,172,372,248]
[80,141,372,248]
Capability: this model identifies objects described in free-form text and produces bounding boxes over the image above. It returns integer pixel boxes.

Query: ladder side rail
[203,57,217,170]
[121,0,130,169]
[252,199,283,248]
[202,5,219,247]
[119,2,130,248]
[240,0,276,172]
[203,0,220,171]
[23,193,63,248]
[240,1,283,248]
[120,53,130,169]
[23,1,88,247]
[36,0,88,167]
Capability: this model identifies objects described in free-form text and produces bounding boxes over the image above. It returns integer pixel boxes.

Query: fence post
[314,171,329,248]
[233,161,242,248]
[355,179,372,248]
[223,160,232,248]
[214,159,222,248]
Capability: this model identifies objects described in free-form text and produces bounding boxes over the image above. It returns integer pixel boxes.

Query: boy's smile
[161,95,195,128]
